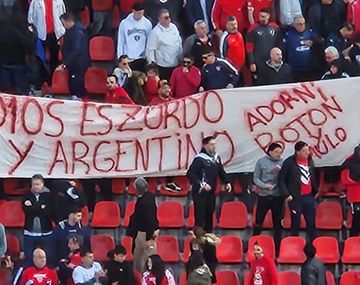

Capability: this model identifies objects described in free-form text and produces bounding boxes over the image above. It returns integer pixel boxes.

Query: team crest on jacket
[216,66,221,71]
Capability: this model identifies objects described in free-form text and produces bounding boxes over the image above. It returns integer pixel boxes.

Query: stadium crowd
[0,0,360,284]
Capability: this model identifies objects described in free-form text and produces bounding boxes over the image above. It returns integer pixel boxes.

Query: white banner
[1,78,359,178]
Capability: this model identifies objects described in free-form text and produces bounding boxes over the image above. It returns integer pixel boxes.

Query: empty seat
[89,36,115,61]
[3,178,30,196]
[123,200,136,227]
[216,236,243,263]
[121,236,134,261]
[247,235,275,262]
[326,271,336,285]
[216,271,240,285]
[315,201,343,230]
[277,236,306,264]
[112,178,126,195]
[182,236,193,263]
[252,205,273,229]
[92,201,121,228]
[6,235,20,254]
[156,236,180,263]
[157,201,184,228]
[278,271,300,285]
[340,271,360,285]
[84,67,108,95]
[92,0,113,11]
[51,69,70,94]
[91,235,115,261]
[283,206,307,229]
[219,201,248,229]
[159,176,190,197]
[0,201,25,227]
[342,237,360,264]
[313,236,340,264]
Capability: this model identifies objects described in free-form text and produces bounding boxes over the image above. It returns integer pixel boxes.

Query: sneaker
[71,95,82,101]
[164,182,181,192]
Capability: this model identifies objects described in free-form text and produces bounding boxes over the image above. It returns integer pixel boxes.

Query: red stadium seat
[121,236,134,261]
[277,236,306,264]
[247,235,275,262]
[134,270,142,285]
[3,178,30,196]
[159,176,189,197]
[84,67,108,95]
[315,201,343,230]
[216,271,240,285]
[182,236,193,263]
[283,206,307,229]
[342,237,360,264]
[326,271,336,285]
[318,170,343,197]
[91,235,115,261]
[6,235,20,254]
[123,200,136,227]
[81,205,89,227]
[180,271,187,285]
[187,203,216,228]
[313,236,340,264]
[252,205,273,229]
[113,5,120,28]
[92,0,114,11]
[0,269,12,284]
[278,271,300,285]
[112,178,126,195]
[51,69,70,95]
[157,201,184,228]
[0,201,25,227]
[156,235,180,263]
[340,271,360,285]
[80,6,90,28]
[89,36,115,61]
[219,201,248,229]
[216,236,243,263]
[346,207,353,229]
[92,201,121,228]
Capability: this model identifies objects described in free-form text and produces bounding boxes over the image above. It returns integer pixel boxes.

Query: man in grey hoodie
[253,143,284,254]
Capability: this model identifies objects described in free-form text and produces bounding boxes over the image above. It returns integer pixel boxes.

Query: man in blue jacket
[186,0,215,31]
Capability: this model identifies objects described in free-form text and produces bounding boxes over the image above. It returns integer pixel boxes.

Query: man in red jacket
[169,56,201,99]
[220,16,246,73]
[19,248,59,285]
[248,243,277,285]
[105,75,135,105]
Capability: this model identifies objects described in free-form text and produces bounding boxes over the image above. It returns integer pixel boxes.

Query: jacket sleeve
[117,22,126,58]
[222,60,239,86]
[187,158,202,186]
[184,67,202,88]
[185,0,197,27]
[22,195,42,215]
[183,36,194,58]
[27,0,35,24]
[278,159,291,197]
[211,0,221,30]
[0,224,6,257]
[145,30,158,63]
[169,69,177,97]
[253,159,267,189]
[201,68,209,90]
[218,157,229,184]
[62,31,82,67]
[219,33,226,57]
[246,27,256,64]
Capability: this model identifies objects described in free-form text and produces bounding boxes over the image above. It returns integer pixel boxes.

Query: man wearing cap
[130,177,159,272]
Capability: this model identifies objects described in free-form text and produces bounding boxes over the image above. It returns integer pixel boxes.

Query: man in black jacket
[278,141,318,242]
[57,12,90,98]
[187,136,231,232]
[106,245,135,285]
[131,177,159,272]
[301,243,327,285]
[22,174,56,267]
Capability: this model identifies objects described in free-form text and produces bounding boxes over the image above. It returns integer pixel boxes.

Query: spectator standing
[144,0,183,24]
[279,0,302,26]
[278,141,318,242]
[28,0,66,73]
[130,177,159,272]
[144,63,160,103]
[183,20,214,69]
[146,9,182,80]
[0,223,6,258]
[187,136,231,232]
[106,245,135,285]
[321,58,350,79]
[341,145,360,236]
[257,47,293,85]
[105,75,135,105]
[186,250,212,285]
[220,16,246,74]
[19,248,59,285]
[142,254,176,285]
[170,56,201,98]
[72,249,107,284]
[248,243,277,285]
[117,3,152,72]
[301,243,327,285]
[201,51,239,90]
[113,55,133,88]
[247,0,274,25]
[186,0,215,31]
[22,174,55,267]
[149,79,174,105]
[57,12,90,99]
[283,16,319,82]
[246,8,281,77]
[253,143,284,254]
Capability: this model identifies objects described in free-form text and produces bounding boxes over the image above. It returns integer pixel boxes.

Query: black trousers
[253,196,284,252]
[158,66,175,81]
[44,33,59,75]
[350,203,360,236]
[193,192,216,232]
[81,179,112,212]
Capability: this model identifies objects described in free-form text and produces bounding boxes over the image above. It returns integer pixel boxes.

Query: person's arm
[246,27,256,65]
[187,158,202,186]
[27,0,34,25]
[222,60,239,87]
[211,0,222,32]
[217,156,229,184]
[184,67,202,88]
[169,69,177,97]
[62,30,83,67]
[22,195,41,215]
[117,22,126,58]
[145,30,158,64]
[278,159,290,197]
[219,33,226,57]
[253,159,267,189]
[200,68,208,90]
[183,36,194,58]
[185,0,196,27]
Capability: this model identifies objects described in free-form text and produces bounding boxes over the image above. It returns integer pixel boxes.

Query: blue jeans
[24,233,56,267]
[0,64,29,94]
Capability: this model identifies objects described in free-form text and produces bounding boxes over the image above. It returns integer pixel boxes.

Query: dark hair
[330,58,344,74]
[147,254,166,285]
[202,136,215,145]
[68,206,82,215]
[68,234,83,247]
[267,143,282,154]
[108,74,118,81]
[159,9,170,17]
[294,141,308,152]
[31,174,44,183]
[107,244,127,260]
[60,12,76,22]
[227,15,237,22]
[79,248,92,257]
[259,7,272,14]
[187,250,205,273]
[118,54,129,63]
[145,63,159,74]
[133,2,145,11]
[201,46,214,56]
[303,242,316,259]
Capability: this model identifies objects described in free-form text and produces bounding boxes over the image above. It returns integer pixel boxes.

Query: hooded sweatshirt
[248,255,278,285]
[146,23,182,68]
[117,12,152,59]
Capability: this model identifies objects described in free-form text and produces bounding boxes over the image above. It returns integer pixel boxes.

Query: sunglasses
[164,16,170,20]
[202,55,210,60]
[183,60,191,64]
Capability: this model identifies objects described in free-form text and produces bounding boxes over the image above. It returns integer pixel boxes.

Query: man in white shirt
[146,9,182,80]
[117,3,152,72]
[72,249,106,285]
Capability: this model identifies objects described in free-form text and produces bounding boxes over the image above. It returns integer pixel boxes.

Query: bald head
[270,48,283,65]
[33,248,47,269]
